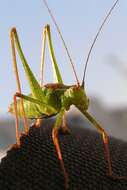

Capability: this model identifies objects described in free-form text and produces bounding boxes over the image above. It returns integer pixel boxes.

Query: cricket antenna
[42,0,80,86]
[82,0,119,88]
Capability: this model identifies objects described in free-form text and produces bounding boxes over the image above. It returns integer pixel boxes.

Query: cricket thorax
[41,83,77,109]
[42,83,75,110]
[42,83,89,111]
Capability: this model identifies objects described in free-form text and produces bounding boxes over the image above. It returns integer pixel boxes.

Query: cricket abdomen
[41,86,65,110]
[9,84,67,119]
[9,98,48,119]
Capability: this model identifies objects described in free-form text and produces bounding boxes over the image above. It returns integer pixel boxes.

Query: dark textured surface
[0,118,127,190]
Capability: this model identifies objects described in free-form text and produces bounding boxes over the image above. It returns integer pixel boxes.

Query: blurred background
[0,0,127,160]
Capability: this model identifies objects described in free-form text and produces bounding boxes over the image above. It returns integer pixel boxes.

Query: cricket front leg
[83,110,127,180]
[52,108,69,189]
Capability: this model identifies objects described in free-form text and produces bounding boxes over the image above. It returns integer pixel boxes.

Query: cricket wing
[11,28,46,102]
[9,93,57,118]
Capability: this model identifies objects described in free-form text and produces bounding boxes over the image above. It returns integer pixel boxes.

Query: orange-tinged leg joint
[35,118,43,128]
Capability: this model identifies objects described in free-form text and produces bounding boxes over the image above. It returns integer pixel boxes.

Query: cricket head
[64,85,89,111]
[73,86,89,110]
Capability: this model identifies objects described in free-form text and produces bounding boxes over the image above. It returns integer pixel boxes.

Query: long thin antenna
[82,0,119,87]
[42,0,80,85]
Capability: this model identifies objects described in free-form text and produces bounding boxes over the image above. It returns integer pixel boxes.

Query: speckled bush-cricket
[8,0,126,188]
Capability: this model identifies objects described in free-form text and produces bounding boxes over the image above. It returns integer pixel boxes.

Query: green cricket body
[9,1,121,188]
[8,25,89,121]
[9,83,89,119]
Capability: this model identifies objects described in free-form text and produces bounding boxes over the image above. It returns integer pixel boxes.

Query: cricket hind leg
[10,29,29,142]
[52,108,69,189]
[83,111,127,180]
[40,25,46,86]
[40,25,63,87]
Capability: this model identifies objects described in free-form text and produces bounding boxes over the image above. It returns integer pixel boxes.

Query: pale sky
[1,0,127,114]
